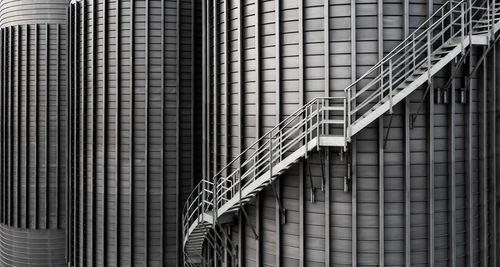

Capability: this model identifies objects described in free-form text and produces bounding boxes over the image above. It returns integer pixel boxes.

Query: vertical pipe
[298,0,305,265]
[202,0,208,182]
[491,39,497,267]
[72,5,78,262]
[223,0,230,176]
[8,26,13,226]
[0,28,3,226]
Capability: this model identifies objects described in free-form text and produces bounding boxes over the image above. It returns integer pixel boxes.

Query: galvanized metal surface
[0,0,69,28]
[0,1,68,265]
[201,0,499,266]
[67,0,202,266]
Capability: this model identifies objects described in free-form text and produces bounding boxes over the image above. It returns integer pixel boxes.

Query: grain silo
[0,0,68,266]
[66,0,202,266]
[183,0,500,266]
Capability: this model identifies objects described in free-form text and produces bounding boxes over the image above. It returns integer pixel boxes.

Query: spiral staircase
[183,0,500,265]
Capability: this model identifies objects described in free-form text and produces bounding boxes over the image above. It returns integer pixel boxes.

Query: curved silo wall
[0,0,68,28]
[203,0,497,266]
[67,0,202,266]
[0,2,68,266]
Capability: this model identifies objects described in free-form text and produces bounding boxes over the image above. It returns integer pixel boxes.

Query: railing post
[427,30,432,84]
[461,2,465,55]
[305,106,309,158]
[269,134,273,180]
[380,63,384,101]
[347,89,351,142]
[412,35,416,69]
[317,100,320,151]
[389,59,393,114]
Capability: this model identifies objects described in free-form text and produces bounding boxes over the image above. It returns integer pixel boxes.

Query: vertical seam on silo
[449,37,457,267]
[237,0,243,264]
[160,0,165,264]
[45,23,49,230]
[465,36,473,267]
[202,0,207,182]
[255,0,261,263]
[16,25,22,228]
[0,27,3,225]
[481,51,488,266]
[377,0,384,265]
[25,23,30,230]
[145,0,150,263]
[350,0,357,264]
[129,0,135,264]
[224,0,229,178]
[16,24,21,229]
[175,0,181,263]
[103,0,108,264]
[65,5,70,260]
[213,0,218,178]
[115,0,121,265]
[55,23,60,231]
[34,24,38,229]
[298,0,304,265]
[79,5,85,261]
[403,1,411,266]
[427,2,435,266]
[91,0,97,264]
[491,42,497,267]
[274,0,281,264]
[324,0,330,265]
[81,2,88,265]
[73,3,79,263]
[9,26,13,226]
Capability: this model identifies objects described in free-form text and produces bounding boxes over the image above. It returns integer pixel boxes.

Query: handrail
[344,0,494,135]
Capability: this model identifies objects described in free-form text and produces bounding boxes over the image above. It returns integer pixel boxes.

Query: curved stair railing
[183,97,347,263]
[183,0,500,265]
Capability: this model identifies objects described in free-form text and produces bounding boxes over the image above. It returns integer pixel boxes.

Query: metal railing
[344,0,497,138]
[182,97,346,249]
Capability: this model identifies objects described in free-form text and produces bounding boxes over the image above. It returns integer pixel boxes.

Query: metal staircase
[183,0,500,265]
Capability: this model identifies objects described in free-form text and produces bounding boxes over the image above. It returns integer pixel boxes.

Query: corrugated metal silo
[0,1,68,266]
[201,0,499,266]
[67,0,202,266]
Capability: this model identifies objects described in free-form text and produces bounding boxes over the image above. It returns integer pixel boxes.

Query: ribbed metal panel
[0,7,68,266]
[0,0,69,28]
[67,0,202,266]
[205,0,496,266]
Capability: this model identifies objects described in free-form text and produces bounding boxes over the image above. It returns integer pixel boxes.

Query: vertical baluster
[389,59,393,114]
[347,88,351,142]
[317,100,320,150]
[461,2,465,55]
